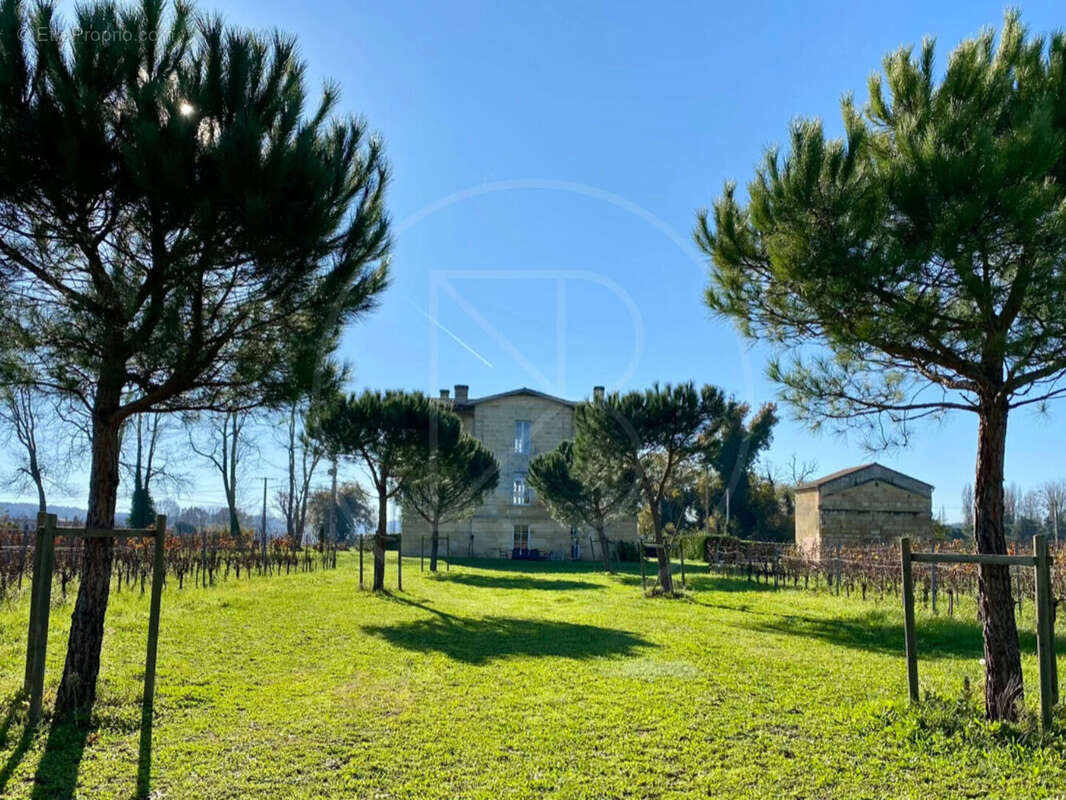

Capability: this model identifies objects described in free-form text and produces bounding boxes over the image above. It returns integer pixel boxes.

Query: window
[514,420,531,453]
[513,524,530,550]
[513,473,531,505]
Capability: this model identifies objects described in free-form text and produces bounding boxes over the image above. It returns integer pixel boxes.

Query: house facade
[794,463,933,553]
[401,384,638,560]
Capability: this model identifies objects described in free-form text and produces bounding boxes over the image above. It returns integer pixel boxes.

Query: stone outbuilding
[794,463,933,553]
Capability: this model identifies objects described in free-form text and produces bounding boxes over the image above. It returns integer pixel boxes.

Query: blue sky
[6,1,1066,521]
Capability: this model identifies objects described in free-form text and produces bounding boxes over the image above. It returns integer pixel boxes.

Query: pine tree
[0,0,390,716]
[576,383,728,594]
[528,440,635,573]
[400,425,498,572]
[311,391,439,590]
[127,484,156,529]
[697,12,1066,718]
[703,403,777,536]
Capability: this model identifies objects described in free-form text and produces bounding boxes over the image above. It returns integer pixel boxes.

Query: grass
[1,556,1065,799]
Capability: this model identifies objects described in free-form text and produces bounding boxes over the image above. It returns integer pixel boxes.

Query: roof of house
[454,387,576,410]
[796,462,934,495]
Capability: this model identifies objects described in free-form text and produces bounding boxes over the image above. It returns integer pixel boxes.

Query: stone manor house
[400,384,638,560]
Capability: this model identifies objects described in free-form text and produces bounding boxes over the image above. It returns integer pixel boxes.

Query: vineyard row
[0,525,340,601]
[704,537,1065,617]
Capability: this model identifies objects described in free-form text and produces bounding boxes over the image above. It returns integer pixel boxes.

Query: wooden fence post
[1043,543,1058,706]
[18,522,30,591]
[397,535,403,591]
[900,537,919,704]
[680,539,686,590]
[1035,534,1054,730]
[639,542,647,593]
[420,536,424,572]
[142,516,167,736]
[27,513,56,727]
[930,542,938,615]
[23,511,48,693]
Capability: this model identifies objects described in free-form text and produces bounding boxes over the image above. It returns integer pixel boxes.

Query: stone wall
[794,489,820,552]
[819,480,931,543]
[807,479,931,553]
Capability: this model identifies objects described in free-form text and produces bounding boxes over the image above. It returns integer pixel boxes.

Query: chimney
[593,385,605,401]
[439,389,450,400]
[454,384,469,403]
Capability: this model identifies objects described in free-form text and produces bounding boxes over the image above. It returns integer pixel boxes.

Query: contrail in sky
[409,300,495,368]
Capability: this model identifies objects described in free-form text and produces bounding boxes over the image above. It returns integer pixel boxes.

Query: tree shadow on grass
[362,615,654,665]
[735,607,1038,660]
[0,695,34,797]
[607,570,777,596]
[436,573,602,591]
[446,558,610,575]
[27,716,90,800]
[380,591,459,621]
[136,703,154,800]
[683,573,784,593]
[0,693,153,799]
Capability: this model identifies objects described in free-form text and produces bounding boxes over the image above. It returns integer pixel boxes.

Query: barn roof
[796,462,933,496]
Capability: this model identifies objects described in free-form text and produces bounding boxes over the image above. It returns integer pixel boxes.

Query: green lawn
[1,556,1064,799]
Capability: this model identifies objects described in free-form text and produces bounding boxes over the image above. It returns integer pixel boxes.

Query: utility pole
[703,471,711,532]
[260,477,268,572]
[328,457,338,546]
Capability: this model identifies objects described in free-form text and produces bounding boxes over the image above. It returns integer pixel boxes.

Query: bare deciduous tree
[1004,483,1021,532]
[273,357,345,547]
[961,483,974,533]
[122,412,190,499]
[188,411,258,545]
[1039,481,1066,546]
[309,481,374,544]
[0,386,80,511]
[276,404,323,547]
[1020,490,1043,525]
[786,454,818,486]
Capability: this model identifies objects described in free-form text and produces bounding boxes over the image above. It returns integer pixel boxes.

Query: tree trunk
[27,427,46,512]
[33,466,46,514]
[374,489,387,591]
[226,412,243,548]
[651,502,674,593]
[55,383,122,718]
[228,504,241,547]
[595,525,612,573]
[430,521,440,572]
[973,394,1023,720]
[644,492,674,593]
[655,533,673,593]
